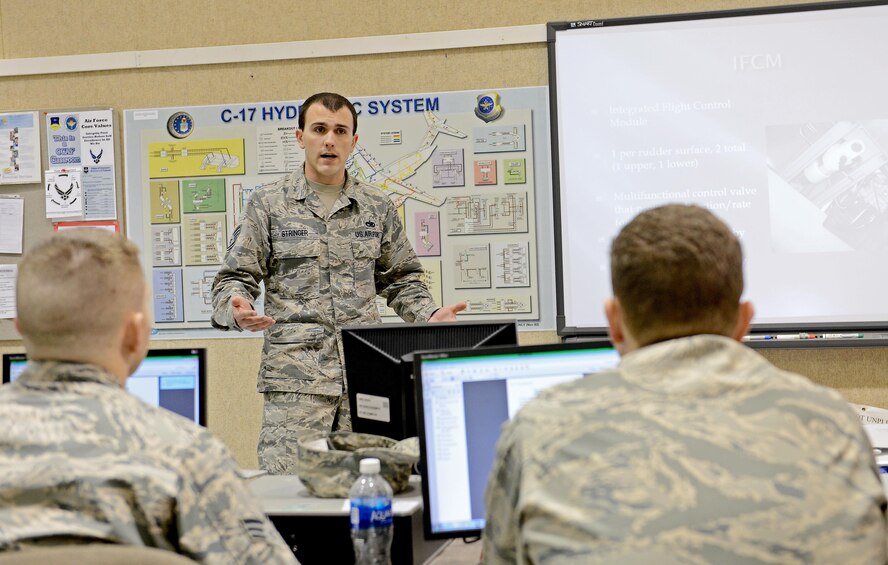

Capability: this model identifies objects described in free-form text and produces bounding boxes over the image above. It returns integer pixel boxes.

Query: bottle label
[350,497,393,530]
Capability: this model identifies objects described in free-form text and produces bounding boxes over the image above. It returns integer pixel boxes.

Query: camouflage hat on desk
[295,431,420,498]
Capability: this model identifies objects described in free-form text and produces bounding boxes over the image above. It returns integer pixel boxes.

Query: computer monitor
[2,353,28,383]
[2,349,207,426]
[341,320,518,441]
[414,339,620,539]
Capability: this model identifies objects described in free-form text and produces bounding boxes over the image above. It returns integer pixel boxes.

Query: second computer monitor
[414,339,621,539]
[341,320,518,440]
[2,349,206,426]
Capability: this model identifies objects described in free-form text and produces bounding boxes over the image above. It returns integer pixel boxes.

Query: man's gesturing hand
[232,295,275,331]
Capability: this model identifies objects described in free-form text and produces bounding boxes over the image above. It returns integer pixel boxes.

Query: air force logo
[47,174,79,207]
[475,92,504,122]
[167,111,194,139]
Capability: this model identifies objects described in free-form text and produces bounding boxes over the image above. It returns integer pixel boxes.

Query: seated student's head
[15,229,150,383]
[605,204,754,353]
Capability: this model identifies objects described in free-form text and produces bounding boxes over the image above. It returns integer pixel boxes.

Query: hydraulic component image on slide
[767,120,888,251]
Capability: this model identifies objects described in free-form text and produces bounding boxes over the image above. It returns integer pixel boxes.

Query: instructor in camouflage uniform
[483,205,887,564]
[0,229,297,564]
[211,92,465,474]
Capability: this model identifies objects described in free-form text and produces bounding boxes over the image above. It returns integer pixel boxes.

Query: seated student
[483,205,887,564]
[0,230,298,564]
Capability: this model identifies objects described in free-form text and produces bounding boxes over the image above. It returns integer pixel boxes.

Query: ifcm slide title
[220,96,440,123]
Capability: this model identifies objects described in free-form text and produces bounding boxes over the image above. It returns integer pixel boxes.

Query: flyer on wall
[0,112,41,185]
[45,109,118,221]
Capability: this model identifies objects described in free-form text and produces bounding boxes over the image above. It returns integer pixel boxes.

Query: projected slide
[551,4,888,331]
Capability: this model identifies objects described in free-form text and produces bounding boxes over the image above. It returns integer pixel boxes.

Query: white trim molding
[0,24,547,78]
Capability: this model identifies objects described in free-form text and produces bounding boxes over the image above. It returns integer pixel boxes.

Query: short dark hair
[610,204,744,345]
[298,92,358,134]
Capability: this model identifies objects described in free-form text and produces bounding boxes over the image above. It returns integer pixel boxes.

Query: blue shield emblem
[475,92,504,122]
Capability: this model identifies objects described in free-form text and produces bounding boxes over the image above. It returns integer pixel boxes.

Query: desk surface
[249,474,424,517]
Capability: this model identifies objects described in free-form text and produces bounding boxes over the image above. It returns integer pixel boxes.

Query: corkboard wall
[2,0,871,468]
[759,347,888,406]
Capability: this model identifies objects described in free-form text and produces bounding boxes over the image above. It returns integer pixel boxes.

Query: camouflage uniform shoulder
[699,336,861,411]
[251,171,300,204]
[118,395,244,484]
[90,386,209,451]
[764,361,865,426]
[526,363,622,408]
[345,175,395,209]
[134,398,208,439]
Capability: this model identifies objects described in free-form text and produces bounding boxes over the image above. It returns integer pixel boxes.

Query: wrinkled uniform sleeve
[211,193,271,330]
[483,419,523,565]
[176,433,299,564]
[375,197,438,322]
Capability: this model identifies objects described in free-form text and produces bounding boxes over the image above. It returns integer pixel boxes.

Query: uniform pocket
[352,238,381,260]
[266,322,325,344]
[261,323,326,385]
[352,238,381,299]
[270,238,321,300]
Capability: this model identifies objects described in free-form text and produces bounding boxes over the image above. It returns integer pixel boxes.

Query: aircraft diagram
[189,269,217,306]
[150,144,241,173]
[347,111,467,208]
[158,186,174,220]
[419,217,436,252]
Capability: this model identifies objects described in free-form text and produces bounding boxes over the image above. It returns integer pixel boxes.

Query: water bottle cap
[360,457,381,474]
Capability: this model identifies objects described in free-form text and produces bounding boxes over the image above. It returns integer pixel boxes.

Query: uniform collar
[289,166,360,203]
[617,334,765,393]
[16,360,122,389]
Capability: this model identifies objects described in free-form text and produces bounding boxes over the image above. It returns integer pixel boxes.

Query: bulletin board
[0,107,123,341]
[123,87,555,338]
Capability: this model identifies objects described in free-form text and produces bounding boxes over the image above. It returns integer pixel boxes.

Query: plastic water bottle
[349,457,393,565]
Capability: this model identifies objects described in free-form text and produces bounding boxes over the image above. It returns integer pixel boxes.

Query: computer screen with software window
[414,339,621,539]
[2,349,206,426]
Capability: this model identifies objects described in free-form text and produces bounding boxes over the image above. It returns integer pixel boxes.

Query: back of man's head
[610,204,743,345]
[16,229,146,357]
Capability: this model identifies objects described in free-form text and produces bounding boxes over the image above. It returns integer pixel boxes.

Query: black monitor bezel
[2,348,207,426]
[340,319,519,441]
[413,338,615,540]
[1,353,26,384]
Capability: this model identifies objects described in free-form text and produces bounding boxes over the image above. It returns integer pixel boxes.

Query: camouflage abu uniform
[483,335,888,565]
[211,167,437,472]
[0,361,298,564]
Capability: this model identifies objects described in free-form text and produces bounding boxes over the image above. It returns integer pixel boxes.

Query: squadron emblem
[475,92,504,123]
